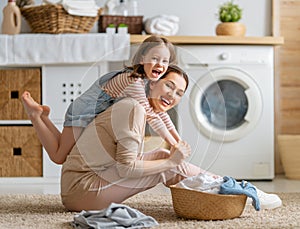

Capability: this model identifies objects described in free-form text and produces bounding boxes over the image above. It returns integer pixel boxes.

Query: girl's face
[140,45,170,81]
[148,71,186,113]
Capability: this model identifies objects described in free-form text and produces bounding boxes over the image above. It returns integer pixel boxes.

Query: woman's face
[148,71,187,113]
[140,45,170,81]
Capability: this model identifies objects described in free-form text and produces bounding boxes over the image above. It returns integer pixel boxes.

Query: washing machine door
[190,67,262,142]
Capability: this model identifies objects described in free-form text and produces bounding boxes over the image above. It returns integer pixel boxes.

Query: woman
[60,65,209,211]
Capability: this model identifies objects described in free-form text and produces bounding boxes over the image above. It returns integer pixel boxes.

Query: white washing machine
[176,45,274,180]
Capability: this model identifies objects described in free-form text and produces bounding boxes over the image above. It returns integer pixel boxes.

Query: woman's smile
[149,71,187,113]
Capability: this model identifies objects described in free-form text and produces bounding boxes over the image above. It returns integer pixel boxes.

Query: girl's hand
[169,140,191,165]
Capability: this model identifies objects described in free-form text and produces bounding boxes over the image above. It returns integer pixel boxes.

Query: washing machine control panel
[177,45,272,66]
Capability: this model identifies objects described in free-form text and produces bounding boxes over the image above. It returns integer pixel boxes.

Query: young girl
[22,35,181,164]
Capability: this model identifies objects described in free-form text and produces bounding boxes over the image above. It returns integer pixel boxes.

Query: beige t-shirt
[61,98,158,201]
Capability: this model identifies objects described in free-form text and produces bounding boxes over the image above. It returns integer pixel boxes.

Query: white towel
[62,0,99,17]
[144,15,180,36]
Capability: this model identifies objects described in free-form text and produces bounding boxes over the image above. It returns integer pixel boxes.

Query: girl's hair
[146,64,189,95]
[129,35,177,78]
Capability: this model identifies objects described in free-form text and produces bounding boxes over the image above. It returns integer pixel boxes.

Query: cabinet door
[42,65,101,178]
[42,65,100,122]
[0,126,42,177]
[0,68,41,120]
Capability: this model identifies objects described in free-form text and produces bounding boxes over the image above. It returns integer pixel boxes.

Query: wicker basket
[20,4,101,34]
[98,15,143,34]
[278,135,300,179]
[170,185,247,220]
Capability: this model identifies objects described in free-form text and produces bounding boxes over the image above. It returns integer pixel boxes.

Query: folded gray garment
[71,203,159,229]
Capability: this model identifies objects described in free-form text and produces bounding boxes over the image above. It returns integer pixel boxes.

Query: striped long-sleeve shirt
[102,71,176,141]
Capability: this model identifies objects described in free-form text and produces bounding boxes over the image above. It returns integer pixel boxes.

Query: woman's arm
[141,141,190,175]
[116,139,190,178]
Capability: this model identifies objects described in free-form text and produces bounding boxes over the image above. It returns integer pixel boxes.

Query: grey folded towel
[71,203,159,228]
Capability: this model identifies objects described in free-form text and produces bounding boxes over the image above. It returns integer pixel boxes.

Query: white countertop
[0,33,130,66]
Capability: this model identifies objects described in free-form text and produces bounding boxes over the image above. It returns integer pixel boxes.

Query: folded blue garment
[219,176,260,211]
[71,203,159,229]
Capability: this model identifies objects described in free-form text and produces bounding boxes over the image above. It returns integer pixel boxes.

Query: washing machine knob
[220,52,229,60]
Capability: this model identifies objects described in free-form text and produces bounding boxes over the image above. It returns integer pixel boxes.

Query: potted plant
[215,0,246,36]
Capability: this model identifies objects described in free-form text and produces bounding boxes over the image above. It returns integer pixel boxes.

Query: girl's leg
[21,91,81,164]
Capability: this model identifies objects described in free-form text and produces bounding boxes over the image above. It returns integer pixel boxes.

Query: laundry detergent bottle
[1,0,21,35]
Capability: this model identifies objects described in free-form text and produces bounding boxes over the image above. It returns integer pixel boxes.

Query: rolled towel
[144,15,180,36]
[62,0,99,17]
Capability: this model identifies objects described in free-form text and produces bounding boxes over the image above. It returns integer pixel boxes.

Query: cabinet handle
[10,90,19,99]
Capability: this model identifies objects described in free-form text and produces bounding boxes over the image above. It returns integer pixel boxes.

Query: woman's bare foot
[21,91,45,119]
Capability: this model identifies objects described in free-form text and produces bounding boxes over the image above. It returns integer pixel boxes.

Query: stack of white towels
[144,15,180,36]
[43,0,99,17]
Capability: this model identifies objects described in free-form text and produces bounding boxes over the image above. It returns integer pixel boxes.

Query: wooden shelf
[130,35,284,45]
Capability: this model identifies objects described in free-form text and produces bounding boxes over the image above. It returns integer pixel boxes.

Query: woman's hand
[169,140,191,165]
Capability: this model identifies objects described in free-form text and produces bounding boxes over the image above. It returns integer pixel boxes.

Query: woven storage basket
[170,185,247,220]
[98,15,143,34]
[278,135,300,179]
[20,4,101,34]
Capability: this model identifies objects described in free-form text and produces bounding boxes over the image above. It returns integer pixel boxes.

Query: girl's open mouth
[152,69,162,78]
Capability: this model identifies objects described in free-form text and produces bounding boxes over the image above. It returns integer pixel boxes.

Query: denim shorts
[64,70,123,127]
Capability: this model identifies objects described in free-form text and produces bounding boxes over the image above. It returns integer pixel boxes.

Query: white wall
[0,0,272,36]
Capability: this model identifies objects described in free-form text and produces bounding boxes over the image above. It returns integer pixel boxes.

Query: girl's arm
[169,128,181,142]
[123,79,178,146]
[158,111,182,143]
[111,97,190,178]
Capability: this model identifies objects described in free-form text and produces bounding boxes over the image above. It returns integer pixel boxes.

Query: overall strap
[98,68,132,86]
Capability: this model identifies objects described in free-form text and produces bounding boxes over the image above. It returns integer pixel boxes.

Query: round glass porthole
[190,67,262,142]
[201,80,248,130]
